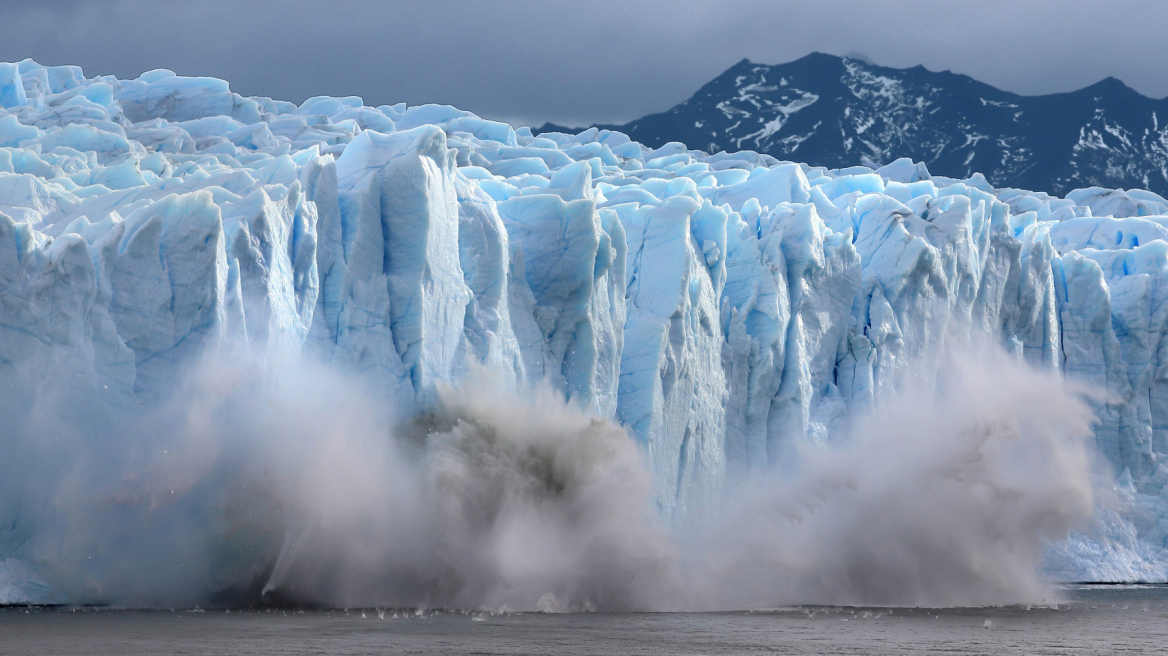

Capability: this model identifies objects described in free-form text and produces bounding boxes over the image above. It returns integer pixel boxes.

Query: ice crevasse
[0,60,1167,586]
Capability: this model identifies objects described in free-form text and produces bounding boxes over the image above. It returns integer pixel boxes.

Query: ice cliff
[1,60,1168,592]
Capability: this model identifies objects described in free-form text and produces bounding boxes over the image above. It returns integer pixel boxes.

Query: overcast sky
[3,0,1166,127]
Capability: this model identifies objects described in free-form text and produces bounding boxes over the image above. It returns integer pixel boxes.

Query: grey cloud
[0,0,1164,127]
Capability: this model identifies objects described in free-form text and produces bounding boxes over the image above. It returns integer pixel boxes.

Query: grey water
[1,586,1165,655]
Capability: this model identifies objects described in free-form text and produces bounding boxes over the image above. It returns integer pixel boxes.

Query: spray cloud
[1,344,1098,610]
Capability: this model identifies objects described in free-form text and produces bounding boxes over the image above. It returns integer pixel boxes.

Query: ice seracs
[3,58,1168,600]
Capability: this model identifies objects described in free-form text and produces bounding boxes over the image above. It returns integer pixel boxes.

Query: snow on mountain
[1,58,1168,602]
[545,53,1168,198]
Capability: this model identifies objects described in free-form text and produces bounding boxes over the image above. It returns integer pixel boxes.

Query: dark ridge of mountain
[537,53,1168,197]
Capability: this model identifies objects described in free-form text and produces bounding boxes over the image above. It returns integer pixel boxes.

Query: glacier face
[0,59,1168,600]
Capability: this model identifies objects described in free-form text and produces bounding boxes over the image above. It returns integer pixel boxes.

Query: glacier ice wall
[1,60,1168,597]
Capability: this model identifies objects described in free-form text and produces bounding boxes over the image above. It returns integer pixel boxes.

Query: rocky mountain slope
[541,53,1168,197]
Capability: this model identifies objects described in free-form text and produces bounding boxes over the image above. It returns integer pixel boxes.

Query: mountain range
[538,52,1168,197]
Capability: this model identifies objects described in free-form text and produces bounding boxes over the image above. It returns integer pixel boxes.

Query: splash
[2,346,1098,610]
[680,347,1098,608]
[263,371,679,611]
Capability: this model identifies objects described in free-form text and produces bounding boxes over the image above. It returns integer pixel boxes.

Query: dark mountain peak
[764,52,848,81]
[787,51,847,70]
[1083,75,1140,96]
[720,57,756,74]
[794,51,843,64]
[706,57,768,84]
[715,54,836,78]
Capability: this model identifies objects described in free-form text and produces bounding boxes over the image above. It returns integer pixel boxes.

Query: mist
[679,348,1098,608]
[1,343,1099,610]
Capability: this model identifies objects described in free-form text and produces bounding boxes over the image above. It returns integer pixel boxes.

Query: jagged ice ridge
[0,59,1167,598]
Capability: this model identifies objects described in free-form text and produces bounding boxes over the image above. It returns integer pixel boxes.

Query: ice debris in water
[0,58,1167,600]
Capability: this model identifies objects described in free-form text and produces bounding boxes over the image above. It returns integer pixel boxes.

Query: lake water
[1,586,1165,655]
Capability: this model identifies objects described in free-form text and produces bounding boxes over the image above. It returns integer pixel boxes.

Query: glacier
[0,59,1167,604]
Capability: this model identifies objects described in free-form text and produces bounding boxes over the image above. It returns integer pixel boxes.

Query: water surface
[2,586,1164,655]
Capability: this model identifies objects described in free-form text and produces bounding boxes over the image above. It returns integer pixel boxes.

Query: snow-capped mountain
[542,53,1168,197]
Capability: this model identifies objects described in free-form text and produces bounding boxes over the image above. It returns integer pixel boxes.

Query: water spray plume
[3,346,1098,610]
